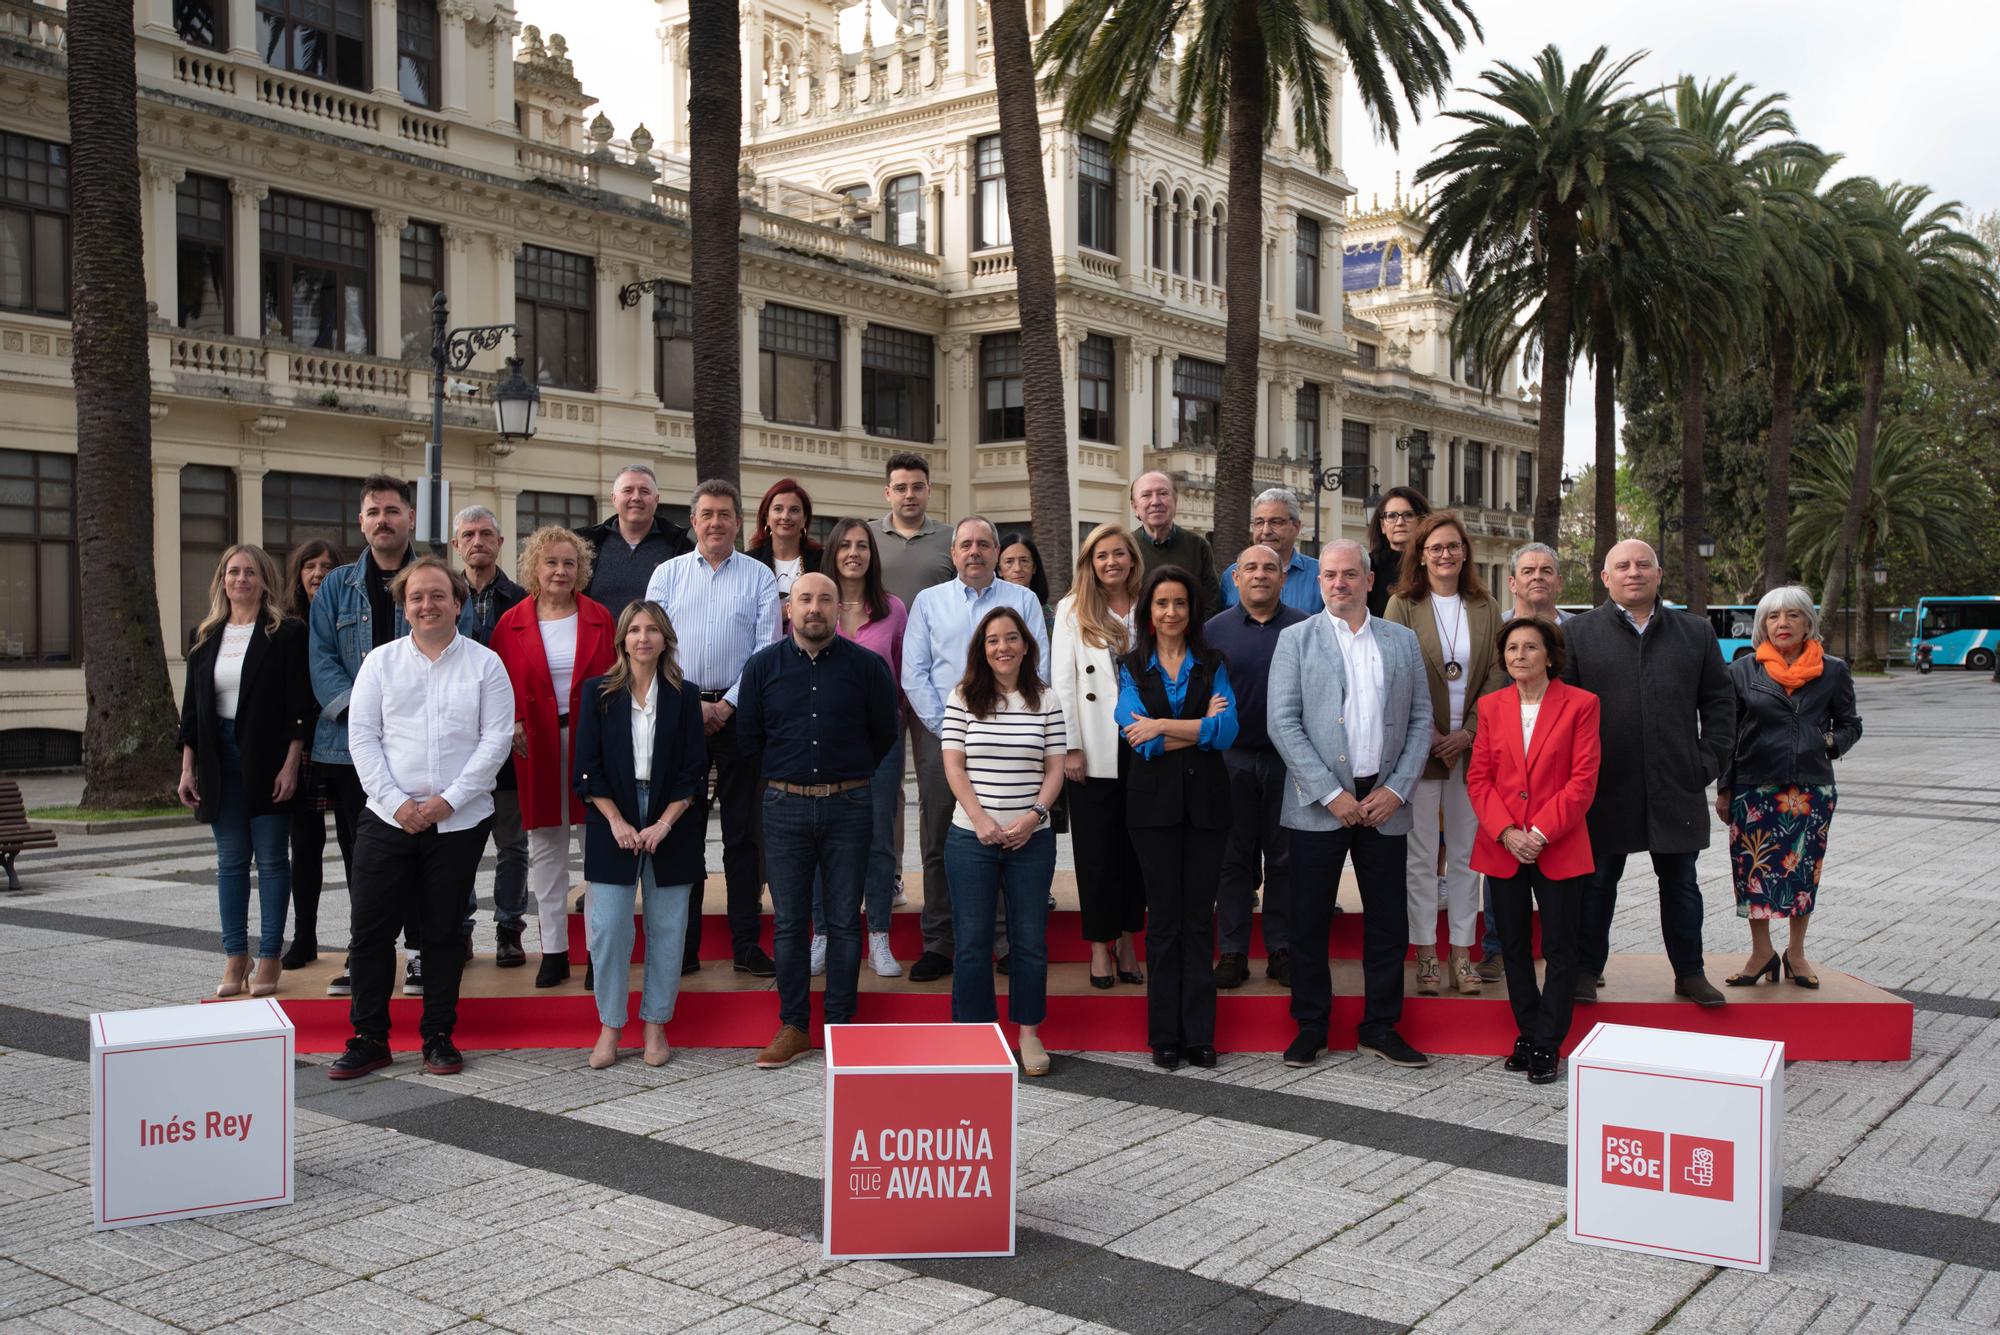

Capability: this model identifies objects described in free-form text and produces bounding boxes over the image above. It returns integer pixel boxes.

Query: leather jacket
[1721,652,1862,790]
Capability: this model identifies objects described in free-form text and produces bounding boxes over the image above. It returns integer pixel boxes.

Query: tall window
[1355,341,1378,369]
[1173,356,1222,448]
[398,220,439,363]
[175,0,224,48]
[515,244,595,390]
[1295,215,1321,314]
[262,471,364,566]
[759,304,838,428]
[973,135,1009,251]
[980,332,1023,441]
[1077,334,1114,443]
[1342,419,1371,475]
[1190,198,1205,281]
[862,324,934,442]
[0,449,76,665]
[882,173,923,250]
[257,0,367,91]
[654,280,692,411]
[517,491,594,542]
[175,174,230,335]
[1150,185,1165,269]
[260,192,372,353]
[179,465,235,652]
[1077,135,1114,255]
[396,0,438,107]
[1515,451,1533,510]
[1408,428,1431,496]
[0,134,69,319]
[1295,383,1319,461]
[1170,191,1185,275]
[1211,204,1224,286]
[1462,439,1485,507]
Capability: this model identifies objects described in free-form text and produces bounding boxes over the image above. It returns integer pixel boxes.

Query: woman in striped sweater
[941,605,1069,1076]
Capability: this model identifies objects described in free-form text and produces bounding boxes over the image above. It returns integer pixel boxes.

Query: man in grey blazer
[1269,540,1435,1068]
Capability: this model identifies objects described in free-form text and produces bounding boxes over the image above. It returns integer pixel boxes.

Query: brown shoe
[1474,952,1504,982]
[755,1024,812,1069]
[1572,973,1598,1005]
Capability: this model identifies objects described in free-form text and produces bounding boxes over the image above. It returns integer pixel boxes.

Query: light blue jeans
[212,719,291,959]
[812,730,903,932]
[583,783,694,1028]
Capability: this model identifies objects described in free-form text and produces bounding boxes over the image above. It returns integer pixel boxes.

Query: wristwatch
[1030,802,1050,820]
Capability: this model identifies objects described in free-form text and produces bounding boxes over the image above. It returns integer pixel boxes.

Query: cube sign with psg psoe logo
[1568,1022,1783,1272]
[823,1022,1016,1260]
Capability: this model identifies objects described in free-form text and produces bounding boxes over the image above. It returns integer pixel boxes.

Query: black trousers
[1490,865,1585,1051]
[348,809,490,1046]
[1288,786,1408,1045]
[1132,826,1226,1049]
[683,713,764,967]
[1217,748,1290,957]
[1065,775,1146,942]
[326,762,365,889]
[289,802,326,943]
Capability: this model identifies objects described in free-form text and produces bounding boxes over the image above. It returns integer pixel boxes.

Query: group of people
[176,457,1862,1082]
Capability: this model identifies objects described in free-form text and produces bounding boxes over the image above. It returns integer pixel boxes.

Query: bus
[1707,605,1758,662]
[1908,595,2000,670]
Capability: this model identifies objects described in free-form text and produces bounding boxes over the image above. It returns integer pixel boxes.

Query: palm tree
[1790,419,1974,668]
[686,0,742,485]
[1816,180,2000,622]
[67,0,181,806]
[988,0,1072,599]
[1418,46,1692,549]
[1040,0,1478,548]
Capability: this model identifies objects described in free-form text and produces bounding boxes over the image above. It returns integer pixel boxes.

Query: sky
[515,0,2000,471]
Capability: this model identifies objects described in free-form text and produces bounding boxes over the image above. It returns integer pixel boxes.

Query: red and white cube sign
[1568,1022,1784,1272]
[823,1022,1016,1260]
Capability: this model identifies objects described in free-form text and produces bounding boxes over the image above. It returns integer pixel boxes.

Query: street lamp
[1872,557,1888,586]
[1697,532,1717,561]
[426,291,537,544]
[1307,445,1383,550]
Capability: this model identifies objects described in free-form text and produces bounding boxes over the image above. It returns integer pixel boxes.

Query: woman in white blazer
[1053,523,1147,987]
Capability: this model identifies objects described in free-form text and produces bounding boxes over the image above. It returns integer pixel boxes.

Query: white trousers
[1405,756,1480,948]
[527,724,574,956]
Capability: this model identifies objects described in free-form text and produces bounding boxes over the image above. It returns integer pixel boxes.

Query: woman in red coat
[492,526,616,986]
[1466,617,1601,1085]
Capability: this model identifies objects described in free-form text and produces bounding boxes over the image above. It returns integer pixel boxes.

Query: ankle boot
[535,950,570,988]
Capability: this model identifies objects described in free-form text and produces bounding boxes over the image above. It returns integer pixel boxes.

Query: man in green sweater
[1130,470,1222,616]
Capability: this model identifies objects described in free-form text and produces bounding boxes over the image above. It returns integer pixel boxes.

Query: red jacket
[1466,678,1602,880]
[491,595,616,829]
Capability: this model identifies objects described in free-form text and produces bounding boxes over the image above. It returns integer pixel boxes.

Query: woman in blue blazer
[572,600,706,1069]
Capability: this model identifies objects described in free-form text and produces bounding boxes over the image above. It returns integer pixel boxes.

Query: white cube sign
[1567,1022,1783,1272]
[90,999,295,1230]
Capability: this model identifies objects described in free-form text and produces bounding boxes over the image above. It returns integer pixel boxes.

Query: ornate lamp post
[425,291,538,544]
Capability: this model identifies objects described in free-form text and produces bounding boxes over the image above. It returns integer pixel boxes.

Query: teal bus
[1908,596,2000,670]
[1707,605,1758,662]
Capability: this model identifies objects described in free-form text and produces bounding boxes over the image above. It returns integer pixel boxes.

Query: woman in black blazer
[279,539,339,968]
[573,600,707,1069]
[745,477,822,621]
[175,545,312,999]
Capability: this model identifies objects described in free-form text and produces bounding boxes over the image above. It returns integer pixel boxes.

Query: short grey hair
[1322,538,1372,572]
[954,514,1000,546]
[451,504,499,534]
[614,463,659,487]
[1509,541,1559,576]
[1752,585,1822,647]
[1252,488,1302,524]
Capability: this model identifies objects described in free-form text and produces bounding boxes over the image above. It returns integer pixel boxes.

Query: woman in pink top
[818,517,909,978]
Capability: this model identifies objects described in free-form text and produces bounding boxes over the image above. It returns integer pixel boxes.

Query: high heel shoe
[1117,969,1144,986]
[1725,953,1780,986]
[1782,955,1820,989]
[215,956,249,998]
[1089,970,1115,990]
[249,958,281,997]
[642,1022,671,1067]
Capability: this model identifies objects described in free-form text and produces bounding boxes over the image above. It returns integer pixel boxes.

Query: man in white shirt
[644,480,783,978]
[1267,540,1434,1070]
[330,557,513,1081]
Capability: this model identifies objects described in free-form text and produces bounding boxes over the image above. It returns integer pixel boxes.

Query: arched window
[1150,185,1165,270]
[1211,204,1225,288]
[1190,196,1206,281]
[1170,190,1186,275]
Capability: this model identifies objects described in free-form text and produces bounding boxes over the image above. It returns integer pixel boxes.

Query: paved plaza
[1,673,1997,1332]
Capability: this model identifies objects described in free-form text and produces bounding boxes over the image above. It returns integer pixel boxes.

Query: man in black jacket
[452,505,530,965]
[577,464,692,617]
[1561,539,1736,1007]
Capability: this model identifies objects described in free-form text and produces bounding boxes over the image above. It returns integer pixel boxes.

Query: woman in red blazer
[1466,616,1601,1085]
[492,526,616,987]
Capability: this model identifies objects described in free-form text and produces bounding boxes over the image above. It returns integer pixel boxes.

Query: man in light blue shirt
[900,517,1049,981]
[1221,488,1320,616]
[644,480,782,977]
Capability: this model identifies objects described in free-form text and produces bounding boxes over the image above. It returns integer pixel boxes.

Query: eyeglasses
[1379,510,1419,522]
[1423,542,1465,557]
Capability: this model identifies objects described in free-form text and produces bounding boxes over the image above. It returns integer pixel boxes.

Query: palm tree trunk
[1591,282,1617,606]
[1762,323,1796,592]
[67,0,180,807]
[1856,526,1880,672]
[1533,208,1579,549]
[1818,348,1881,620]
[1213,5,1266,551]
[1680,338,1708,614]
[987,0,1071,601]
[687,0,741,486]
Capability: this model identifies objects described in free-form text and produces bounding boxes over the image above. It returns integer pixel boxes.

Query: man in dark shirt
[577,463,692,616]
[736,572,898,1070]
[1132,470,1221,616]
[451,505,530,966]
[1205,546,1309,989]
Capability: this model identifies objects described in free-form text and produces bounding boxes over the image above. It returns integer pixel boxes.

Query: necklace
[1433,597,1464,681]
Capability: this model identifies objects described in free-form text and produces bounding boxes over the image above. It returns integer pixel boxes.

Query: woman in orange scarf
[1716,586,1862,987]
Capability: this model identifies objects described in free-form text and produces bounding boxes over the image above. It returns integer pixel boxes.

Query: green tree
[1040,0,1478,548]
[687,0,742,485]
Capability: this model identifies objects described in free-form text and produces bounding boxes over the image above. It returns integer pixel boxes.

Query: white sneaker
[869,931,902,978]
[810,934,828,977]
[891,875,908,908]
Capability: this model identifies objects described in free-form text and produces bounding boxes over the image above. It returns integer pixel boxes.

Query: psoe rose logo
[1669,1133,1735,1202]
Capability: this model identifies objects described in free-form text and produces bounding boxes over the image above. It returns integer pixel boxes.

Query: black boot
[494,925,526,968]
[280,934,318,970]
[535,950,570,988]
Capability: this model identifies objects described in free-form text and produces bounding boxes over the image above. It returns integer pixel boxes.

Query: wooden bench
[0,779,58,891]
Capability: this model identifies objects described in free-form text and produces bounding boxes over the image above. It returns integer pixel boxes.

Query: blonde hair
[1067,523,1142,652]
[598,600,683,700]
[194,544,285,646]
[518,525,596,598]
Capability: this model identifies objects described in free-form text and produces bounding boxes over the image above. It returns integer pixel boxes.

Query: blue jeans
[1482,876,1502,958]
[212,719,291,959]
[765,784,872,1032]
[584,782,694,1029]
[944,825,1053,1027]
[812,731,903,932]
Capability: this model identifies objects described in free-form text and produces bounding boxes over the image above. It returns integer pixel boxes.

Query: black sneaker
[1358,1031,1432,1068]
[1503,1037,1533,1072]
[908,950,953,983]
[733,946,777,978]
[422,1038,464,1076]
[403,953,424,996]
[681,959,702,976]
[326,964,352,997]
[1282,1030,1324,1068]
[1214,953,1250,990]
[1265,949,1293,988]
[328,1037,391,1080]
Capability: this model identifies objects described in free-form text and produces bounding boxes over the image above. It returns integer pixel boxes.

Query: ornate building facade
[0,0,1535,754]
